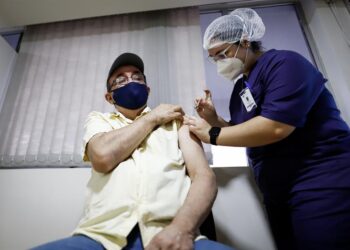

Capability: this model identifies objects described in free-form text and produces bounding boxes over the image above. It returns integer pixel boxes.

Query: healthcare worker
[184,8,350,250]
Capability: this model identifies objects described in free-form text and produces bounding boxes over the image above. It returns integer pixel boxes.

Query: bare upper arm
[178,125,210,179]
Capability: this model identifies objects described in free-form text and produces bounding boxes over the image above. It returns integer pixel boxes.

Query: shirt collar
[110,106,151,124]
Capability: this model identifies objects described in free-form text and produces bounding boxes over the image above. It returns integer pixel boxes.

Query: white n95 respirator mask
[217,57,244,81]
[217,44,248,81]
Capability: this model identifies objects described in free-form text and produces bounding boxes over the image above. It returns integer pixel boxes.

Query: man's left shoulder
[160,120,182,132]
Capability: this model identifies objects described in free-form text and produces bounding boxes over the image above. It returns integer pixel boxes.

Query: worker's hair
[234,40,263,54]
[250,41,263,53]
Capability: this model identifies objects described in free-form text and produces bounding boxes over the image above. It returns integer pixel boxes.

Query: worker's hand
[147,104,184,126]
[194,89,218,126]
[183,116,211,144]
[145,224,194,250]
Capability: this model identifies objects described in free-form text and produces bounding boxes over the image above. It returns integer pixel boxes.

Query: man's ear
[105,92,115,105]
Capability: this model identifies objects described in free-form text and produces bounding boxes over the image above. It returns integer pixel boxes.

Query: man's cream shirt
[73,107,200,249]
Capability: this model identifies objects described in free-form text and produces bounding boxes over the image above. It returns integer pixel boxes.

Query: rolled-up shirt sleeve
[82,111,113,161]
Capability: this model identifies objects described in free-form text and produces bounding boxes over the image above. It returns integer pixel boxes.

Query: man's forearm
[88,114,156,173]
[172,125,218,235]
[171,171,217,235]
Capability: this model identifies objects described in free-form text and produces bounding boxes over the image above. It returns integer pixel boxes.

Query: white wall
[0,169,91,250]
[0,36,17,112]
[0,167,276,250]
[299,0,350,124]
[212,167,275,250]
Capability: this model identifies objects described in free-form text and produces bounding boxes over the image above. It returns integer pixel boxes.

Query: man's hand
[147,104,185,126]
[145,224,195,250]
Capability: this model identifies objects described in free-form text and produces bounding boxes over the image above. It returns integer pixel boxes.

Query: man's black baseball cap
[107,52,144,81]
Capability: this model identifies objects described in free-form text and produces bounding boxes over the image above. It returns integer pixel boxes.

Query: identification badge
[239,87,257,112]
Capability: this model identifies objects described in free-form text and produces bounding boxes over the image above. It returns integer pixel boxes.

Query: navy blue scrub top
[229,49,350,200]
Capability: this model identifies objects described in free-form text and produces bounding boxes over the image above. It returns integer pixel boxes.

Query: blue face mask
[112,82,149,110]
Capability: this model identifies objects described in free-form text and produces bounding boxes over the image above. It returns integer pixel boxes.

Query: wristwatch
[209,127,221,145]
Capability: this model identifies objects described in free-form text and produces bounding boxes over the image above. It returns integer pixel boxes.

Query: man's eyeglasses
[208,43,234,63]
[109,72,145,90]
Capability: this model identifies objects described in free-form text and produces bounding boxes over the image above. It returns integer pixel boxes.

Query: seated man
[32,53,233,250]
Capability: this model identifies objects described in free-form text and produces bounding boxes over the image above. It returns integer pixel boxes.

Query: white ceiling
[0,0,292,31]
